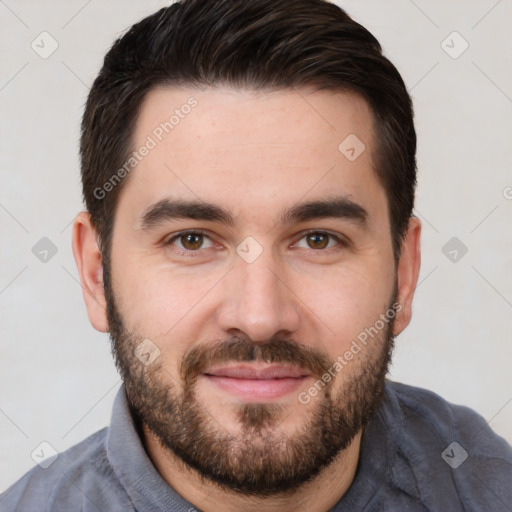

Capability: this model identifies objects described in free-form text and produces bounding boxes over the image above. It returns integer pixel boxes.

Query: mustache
[180,337,333,385]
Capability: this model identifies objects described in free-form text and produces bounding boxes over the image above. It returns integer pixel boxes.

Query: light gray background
[1,0,511,492]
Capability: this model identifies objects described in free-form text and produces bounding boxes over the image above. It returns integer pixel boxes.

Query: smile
[202,364,311,400]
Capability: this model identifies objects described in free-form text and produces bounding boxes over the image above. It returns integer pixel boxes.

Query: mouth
[201,364,311,401]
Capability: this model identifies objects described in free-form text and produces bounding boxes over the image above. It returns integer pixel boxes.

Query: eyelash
[164,229,347,257]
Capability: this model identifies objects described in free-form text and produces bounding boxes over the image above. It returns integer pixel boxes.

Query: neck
[142,426,362,512]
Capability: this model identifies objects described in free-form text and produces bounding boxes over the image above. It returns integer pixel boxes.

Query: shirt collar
[106,385,195,512]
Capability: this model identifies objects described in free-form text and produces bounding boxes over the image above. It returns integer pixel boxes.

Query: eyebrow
[138,195,368,231]
[280,196,368,227]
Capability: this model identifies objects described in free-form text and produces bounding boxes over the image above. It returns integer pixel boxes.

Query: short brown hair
[80,0,416,265]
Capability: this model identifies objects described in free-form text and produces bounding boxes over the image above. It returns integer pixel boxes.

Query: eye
[164,229,345,255]
[294,231,344,250]
[166,231,214,252]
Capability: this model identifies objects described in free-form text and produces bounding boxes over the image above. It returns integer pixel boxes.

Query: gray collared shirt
[2,381,512,511]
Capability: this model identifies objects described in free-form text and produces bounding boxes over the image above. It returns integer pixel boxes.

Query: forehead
[121,86,386,227]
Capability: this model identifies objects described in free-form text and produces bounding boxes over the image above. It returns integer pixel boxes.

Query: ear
[393,216,421,336]
[72,212,109,333]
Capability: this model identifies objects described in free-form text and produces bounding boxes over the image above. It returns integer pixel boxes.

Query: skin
[72,86,421,512]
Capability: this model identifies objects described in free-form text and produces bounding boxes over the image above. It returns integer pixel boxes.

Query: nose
[216,248,301,343]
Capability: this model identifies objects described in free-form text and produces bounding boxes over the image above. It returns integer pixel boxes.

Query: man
[2,0,511,510]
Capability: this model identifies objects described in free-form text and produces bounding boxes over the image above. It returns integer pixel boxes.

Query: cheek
[113,257,224,338]
[293,262,394,350]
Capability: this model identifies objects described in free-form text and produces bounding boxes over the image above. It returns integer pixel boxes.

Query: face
[100,87,404,494]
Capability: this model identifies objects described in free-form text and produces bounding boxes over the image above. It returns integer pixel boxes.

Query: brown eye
[167,231,213,252]
[294,231,344,251]
[306,232,329,249]
[180,233,204,250]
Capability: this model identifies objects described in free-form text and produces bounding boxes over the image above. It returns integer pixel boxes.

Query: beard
[104,265,396,496]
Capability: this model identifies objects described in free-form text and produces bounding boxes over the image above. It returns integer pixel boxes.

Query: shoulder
[387,380,511,453]
[0,427,132,512]
[382,380,512,510]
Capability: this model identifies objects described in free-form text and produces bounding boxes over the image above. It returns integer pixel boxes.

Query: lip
[204,364,310,379]
[202,364,311,400]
